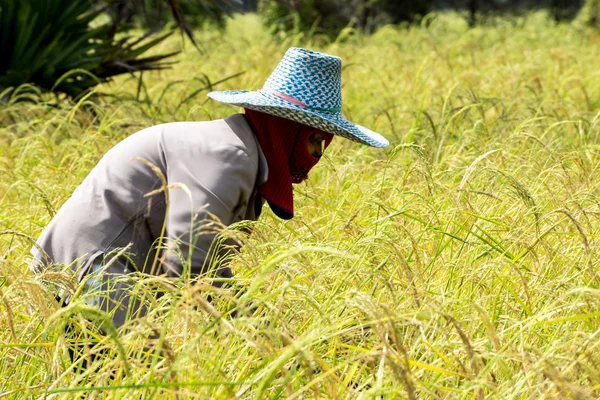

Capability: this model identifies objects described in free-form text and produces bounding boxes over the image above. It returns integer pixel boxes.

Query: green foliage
[104,0,237,30]
[576,0,600,25]
[258,0,435,37]
[259,0,333,36]
[258,0,586,36]
[0,0,177,101]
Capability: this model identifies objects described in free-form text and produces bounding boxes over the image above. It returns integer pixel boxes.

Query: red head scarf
[243,109,333,219]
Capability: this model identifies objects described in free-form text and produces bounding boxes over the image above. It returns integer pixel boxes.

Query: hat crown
[264,48,342,110]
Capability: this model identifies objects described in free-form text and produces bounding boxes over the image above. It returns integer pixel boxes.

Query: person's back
[32,114,265,293]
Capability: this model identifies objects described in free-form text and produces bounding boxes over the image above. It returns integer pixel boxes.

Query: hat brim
[207,90,389,148]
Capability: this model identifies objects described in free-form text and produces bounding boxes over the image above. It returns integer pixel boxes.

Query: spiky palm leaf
[105,0,243,49]
[0,0,178,101]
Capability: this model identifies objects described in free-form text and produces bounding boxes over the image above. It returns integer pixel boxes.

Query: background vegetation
[2,8,600,400]
[257,0,588,36]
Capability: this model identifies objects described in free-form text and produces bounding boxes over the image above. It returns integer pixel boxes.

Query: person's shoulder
[221,114,258,154]
[159,116,258,158]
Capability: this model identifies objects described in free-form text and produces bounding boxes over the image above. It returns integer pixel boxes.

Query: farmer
[31,47,388,328]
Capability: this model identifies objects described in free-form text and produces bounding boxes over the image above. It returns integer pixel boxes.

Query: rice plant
[1,12,599,399]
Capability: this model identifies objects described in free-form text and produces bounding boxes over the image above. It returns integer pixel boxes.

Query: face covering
[290,124,333,184]
[243,109,333,219]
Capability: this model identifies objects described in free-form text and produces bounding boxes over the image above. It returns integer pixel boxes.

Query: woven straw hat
[208,47,389,148]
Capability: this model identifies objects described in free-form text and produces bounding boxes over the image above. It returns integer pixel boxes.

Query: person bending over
[31,47,389,328]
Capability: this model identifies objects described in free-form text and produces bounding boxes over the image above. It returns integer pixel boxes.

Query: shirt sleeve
[160,142,257,280]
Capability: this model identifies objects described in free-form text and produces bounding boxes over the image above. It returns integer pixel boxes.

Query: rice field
[1,12,600,399]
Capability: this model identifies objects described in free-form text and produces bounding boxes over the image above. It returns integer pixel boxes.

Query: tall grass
[1,11,600,399]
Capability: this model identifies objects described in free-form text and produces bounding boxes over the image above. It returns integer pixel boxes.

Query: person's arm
[160,143,257,281]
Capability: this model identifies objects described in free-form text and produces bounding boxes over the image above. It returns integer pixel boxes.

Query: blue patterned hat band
[208,47,389,148]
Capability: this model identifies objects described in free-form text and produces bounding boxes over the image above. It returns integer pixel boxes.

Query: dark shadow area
[445,0,585,25]
[250,0,589,37]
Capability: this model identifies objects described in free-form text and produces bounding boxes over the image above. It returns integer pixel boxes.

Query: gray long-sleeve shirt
[31,114,268,283]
